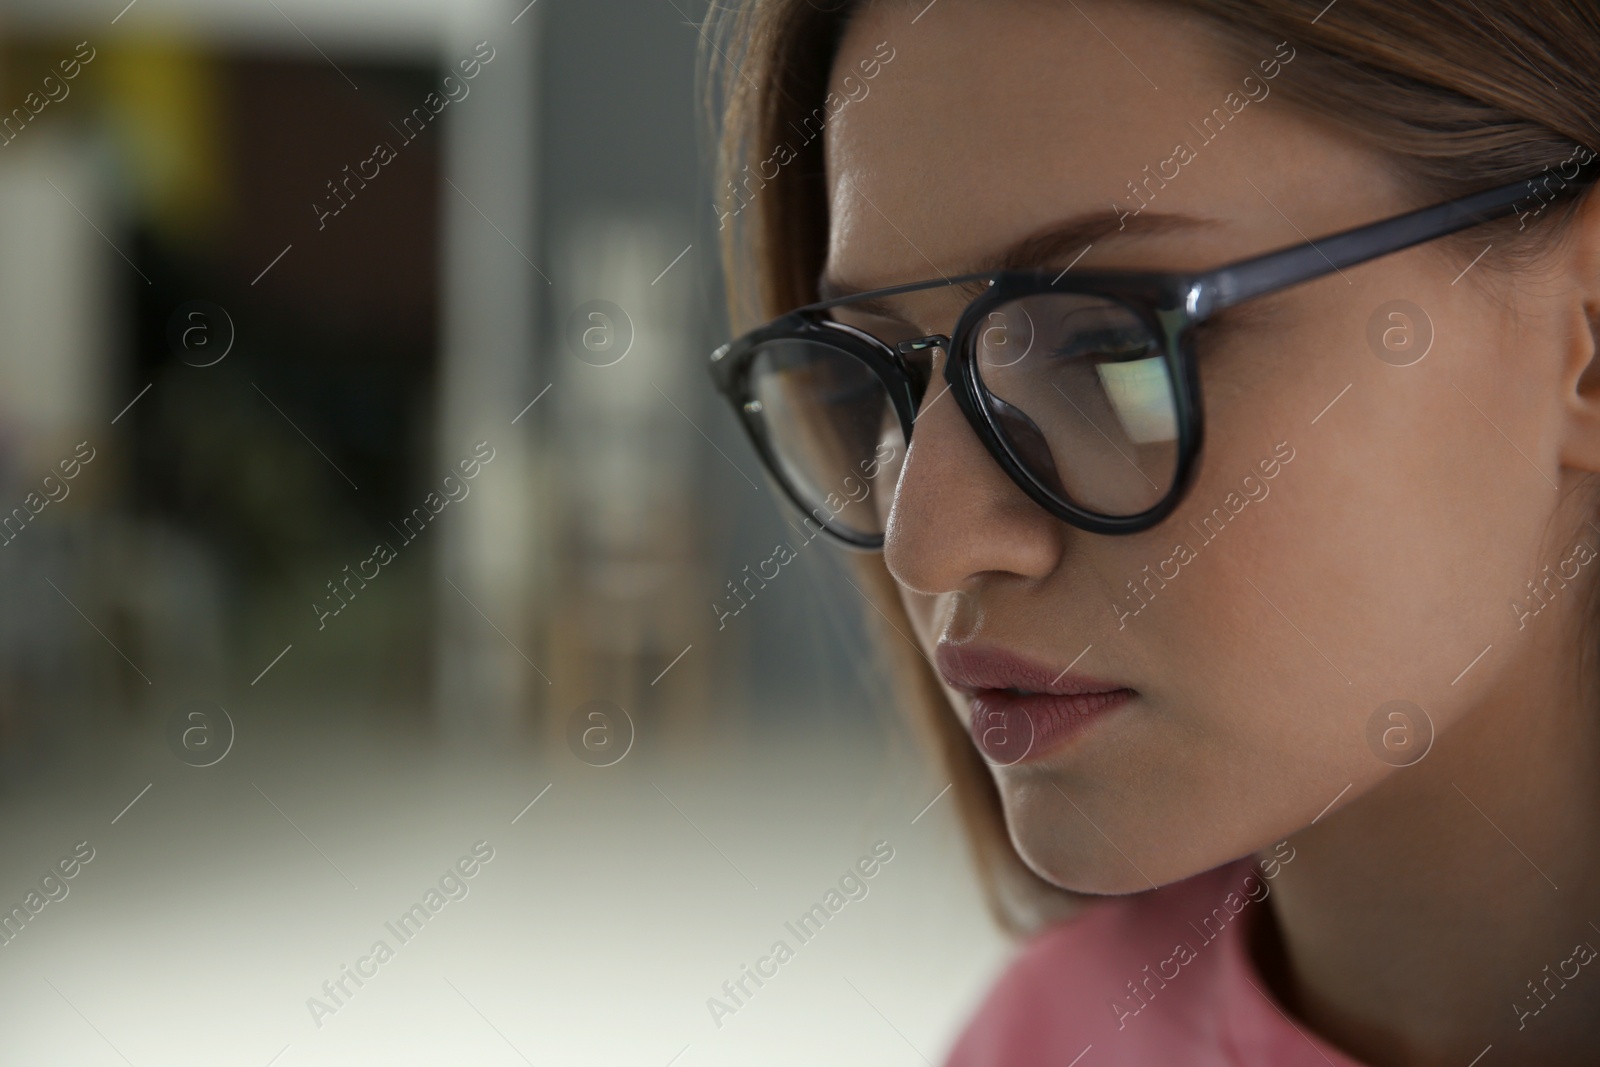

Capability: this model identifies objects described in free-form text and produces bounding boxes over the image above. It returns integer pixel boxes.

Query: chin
[997,779,1185,896]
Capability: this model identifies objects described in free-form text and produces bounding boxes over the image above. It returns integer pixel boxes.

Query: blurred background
[0,0,1008,1063]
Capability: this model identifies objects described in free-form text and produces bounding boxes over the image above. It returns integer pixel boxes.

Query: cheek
[1214,296,1546,716]
[994,279,1558,892]
[1188,299,1538,754]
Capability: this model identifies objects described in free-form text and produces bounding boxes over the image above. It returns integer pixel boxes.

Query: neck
[1257,616,1600,1066]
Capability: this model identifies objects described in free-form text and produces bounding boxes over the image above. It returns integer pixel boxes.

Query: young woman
[704,1,1600,1063]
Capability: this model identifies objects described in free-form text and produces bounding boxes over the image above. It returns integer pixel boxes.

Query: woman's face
[822,0,1600,892]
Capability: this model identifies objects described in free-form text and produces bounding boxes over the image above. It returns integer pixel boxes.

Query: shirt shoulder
[940,858,1363,1067]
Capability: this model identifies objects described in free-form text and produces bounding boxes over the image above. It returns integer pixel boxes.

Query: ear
[1557,186,1600,476]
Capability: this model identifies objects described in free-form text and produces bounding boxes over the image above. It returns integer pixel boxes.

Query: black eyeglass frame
[710,155,1600,551]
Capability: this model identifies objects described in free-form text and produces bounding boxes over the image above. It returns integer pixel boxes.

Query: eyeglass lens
[741,290,1180,539]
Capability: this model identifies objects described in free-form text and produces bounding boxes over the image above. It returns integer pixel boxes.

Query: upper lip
[935,643,1132,697]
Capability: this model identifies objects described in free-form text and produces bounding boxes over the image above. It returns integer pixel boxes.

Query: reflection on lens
[974,293,1178,516]
[746,338,905,541]
[1094,356,1178,444]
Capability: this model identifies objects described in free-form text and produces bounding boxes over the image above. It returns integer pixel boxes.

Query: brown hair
[699,0,1600,939]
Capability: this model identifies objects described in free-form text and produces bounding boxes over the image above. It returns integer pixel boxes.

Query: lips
[935,644,1135,764]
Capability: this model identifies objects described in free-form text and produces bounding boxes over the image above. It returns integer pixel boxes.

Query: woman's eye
[1050,328,1154,361]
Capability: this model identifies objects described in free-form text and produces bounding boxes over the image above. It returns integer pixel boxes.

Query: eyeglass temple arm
[1187,157,1600,321]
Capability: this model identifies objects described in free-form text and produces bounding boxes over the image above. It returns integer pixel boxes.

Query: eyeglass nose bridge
[895,334,950,412]
[896,334,949,355]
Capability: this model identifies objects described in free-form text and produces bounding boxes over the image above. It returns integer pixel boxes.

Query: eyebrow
[815,209,1219,317]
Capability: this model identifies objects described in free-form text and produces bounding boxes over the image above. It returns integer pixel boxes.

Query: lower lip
[967,689,1134,764]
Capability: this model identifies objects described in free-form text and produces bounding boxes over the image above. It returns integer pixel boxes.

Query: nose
[882,347,1066,595]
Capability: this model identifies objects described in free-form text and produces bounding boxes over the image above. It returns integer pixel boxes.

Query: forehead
[819,0,1381,298]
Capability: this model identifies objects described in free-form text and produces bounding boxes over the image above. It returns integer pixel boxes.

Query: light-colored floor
[0,708,1013,1066]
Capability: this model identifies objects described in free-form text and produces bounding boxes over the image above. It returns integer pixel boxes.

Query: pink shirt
[942,858,1370,1066]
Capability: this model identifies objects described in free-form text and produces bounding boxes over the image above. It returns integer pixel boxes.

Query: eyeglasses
[709,155,1600,550]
